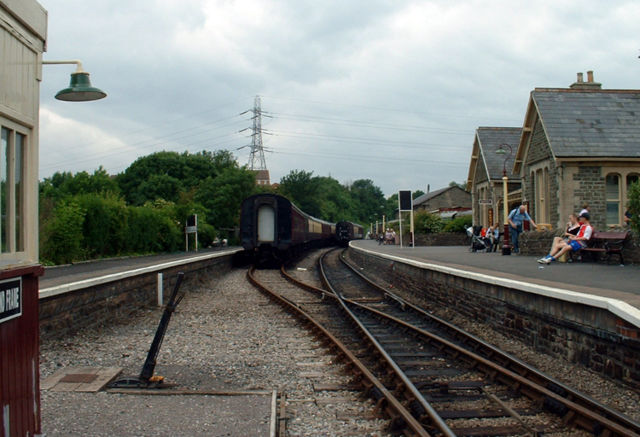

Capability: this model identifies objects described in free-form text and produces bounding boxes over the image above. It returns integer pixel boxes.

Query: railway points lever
[110,272,185,388]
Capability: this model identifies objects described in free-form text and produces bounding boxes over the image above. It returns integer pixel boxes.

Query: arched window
[606,174,621,225]
[627,173,639,188]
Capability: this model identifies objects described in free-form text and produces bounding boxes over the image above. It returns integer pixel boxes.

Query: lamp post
[495,143,512,255]
[43,60,107,101]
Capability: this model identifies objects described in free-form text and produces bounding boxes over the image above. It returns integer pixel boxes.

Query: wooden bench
[577,230,630,265]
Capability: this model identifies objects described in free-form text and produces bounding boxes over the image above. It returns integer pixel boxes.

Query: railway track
[249,248,640,436]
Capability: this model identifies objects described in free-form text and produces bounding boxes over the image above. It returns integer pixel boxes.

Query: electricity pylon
[247,95,267,171]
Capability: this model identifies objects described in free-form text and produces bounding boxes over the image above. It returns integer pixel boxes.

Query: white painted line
[39,249,243,300]
[351,243,640,329]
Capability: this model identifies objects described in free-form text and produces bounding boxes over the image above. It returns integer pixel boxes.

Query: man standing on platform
[508,205,537,253]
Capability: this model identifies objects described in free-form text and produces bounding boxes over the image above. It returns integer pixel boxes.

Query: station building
[468,71,640,231]
[412,185,471,219]
[513,72,640,231]
[466,127,522,227]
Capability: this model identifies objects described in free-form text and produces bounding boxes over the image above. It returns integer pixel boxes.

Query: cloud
[39,107,140,177]
[37,0,640,196]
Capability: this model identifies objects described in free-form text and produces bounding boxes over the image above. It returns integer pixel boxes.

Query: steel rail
[246,266,430,437]
[317,251,456,437]
[337,250,640,437]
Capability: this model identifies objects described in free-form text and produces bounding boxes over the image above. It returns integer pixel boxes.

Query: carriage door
[257,205,275,243]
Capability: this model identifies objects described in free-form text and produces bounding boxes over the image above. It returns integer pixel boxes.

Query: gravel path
[40,265,390,436]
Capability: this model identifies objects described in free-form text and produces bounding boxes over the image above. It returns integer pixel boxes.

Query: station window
[605,174,620,225]
[532,167,550,224]
[0,126,26,254]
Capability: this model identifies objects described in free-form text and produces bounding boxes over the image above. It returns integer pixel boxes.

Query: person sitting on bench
[537,212,592,264]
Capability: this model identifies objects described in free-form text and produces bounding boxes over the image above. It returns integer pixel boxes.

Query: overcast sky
[38,0,639,197]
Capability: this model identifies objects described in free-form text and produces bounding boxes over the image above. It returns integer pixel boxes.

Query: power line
[269,111,473,136]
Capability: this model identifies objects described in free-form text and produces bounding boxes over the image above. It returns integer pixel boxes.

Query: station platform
[39,247,242,291]
[350,240,640,327]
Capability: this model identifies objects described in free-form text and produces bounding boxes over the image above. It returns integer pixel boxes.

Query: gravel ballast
[40,267,390,436]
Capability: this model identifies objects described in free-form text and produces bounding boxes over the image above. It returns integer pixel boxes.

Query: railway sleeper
[437,407,538,420]
[449,424,547,436]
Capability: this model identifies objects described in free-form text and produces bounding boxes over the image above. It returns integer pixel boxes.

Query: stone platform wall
[39,254,234,339]
[346,246,640,387]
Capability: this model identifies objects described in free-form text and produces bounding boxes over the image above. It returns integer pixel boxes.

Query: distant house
[413,186,471,218]
[513,71,640,230]
[467,127,522,227]
[254,169,271,186]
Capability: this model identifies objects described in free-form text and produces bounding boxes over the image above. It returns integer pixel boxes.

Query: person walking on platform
[508,205,537,253]
[538,212,592,264]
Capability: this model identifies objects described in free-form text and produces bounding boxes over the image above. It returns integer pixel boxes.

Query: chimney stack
[570,70,601,90]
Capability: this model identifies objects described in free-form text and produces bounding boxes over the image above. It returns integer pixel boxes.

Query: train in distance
[239,193,363,265]
[335,221,364,247]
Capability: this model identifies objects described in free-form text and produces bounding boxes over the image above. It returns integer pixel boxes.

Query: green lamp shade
[55,71,107,101]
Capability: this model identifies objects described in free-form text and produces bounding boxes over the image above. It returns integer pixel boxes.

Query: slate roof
[533,89,640,157]
[476,127,522,179]
[413,185,468,206]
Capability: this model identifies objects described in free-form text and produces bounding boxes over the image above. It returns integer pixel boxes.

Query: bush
[40,200,86,264]
[76,193,128,257]
[443,215,472,232]
[197,222,217,247]
[414,211,444,234]
[126,206,182,253]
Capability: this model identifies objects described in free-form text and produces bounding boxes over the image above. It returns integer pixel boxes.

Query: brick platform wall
[346,247,640,387]
[39,255,234,339]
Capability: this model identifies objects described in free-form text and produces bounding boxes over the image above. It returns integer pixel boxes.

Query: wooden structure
[0,1,47,436]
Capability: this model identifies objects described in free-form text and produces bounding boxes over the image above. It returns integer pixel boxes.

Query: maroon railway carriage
[240,194,336,264]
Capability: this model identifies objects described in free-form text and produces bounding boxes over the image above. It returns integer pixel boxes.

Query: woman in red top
[537,213,593,264]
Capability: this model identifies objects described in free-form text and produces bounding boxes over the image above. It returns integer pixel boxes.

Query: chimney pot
[587,70,594,83]
[577,72,584,83]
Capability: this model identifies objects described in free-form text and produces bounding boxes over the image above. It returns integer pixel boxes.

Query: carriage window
[606,174,620,225]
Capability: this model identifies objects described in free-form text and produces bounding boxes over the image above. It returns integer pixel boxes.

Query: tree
[449,180,468,191]
[116,150,235,205]
[349,179,386,225]
[278,170,321,216]
[40,167,119,200]
[313,176,353,222]
[135,173,183,204]
[195,167,257,230]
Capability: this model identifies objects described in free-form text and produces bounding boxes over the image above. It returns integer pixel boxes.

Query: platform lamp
[495,143,512,255]
[42,60,107,101]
